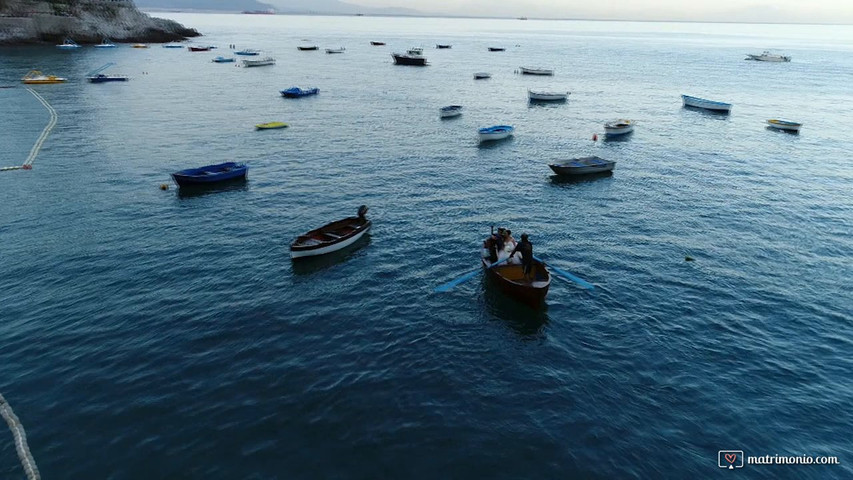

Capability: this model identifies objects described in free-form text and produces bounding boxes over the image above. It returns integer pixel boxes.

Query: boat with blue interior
[681,94,732,113]
[280,87,320,98]
[171,162,248,187]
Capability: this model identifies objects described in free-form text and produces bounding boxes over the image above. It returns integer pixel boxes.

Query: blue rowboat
[280,87,319,98]
[212,56,235,63]
[171,162,248,187]
[681,94,732,113]
[235,49,260,56]
[478,125,514,142]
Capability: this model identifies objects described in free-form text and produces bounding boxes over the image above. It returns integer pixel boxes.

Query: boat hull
[298,46,319,51]
[474,73,491,79]
[478,126,514,142]
[482,258,550,309]
[528,91,568,101]
[171,162,248,187]
[291,216,371,258]
[766,120,801,132]
[604,122,634,136]
[681,95,732,112]
[88,76,128,83]
[549,156,616,175]
[520,67,553,75]
[393,54,426,66]
[440,108,462,118]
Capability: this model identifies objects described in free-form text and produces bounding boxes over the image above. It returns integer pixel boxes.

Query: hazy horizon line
[145,9,853,26]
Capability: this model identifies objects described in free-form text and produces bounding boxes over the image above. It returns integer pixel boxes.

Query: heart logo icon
[725,453,737,464]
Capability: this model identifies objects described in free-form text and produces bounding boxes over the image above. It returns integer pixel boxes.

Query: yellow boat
[255,122,289,130]
[132,43,149,48]
[21,70,67,84]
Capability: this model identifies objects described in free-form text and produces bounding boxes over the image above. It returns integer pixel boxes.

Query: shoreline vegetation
[0,0,200,46]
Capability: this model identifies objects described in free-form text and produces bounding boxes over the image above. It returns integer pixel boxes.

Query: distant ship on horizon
[242,9,275,14]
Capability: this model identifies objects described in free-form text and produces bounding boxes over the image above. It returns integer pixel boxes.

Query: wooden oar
[533,256,594,290]
[434,257,508,293]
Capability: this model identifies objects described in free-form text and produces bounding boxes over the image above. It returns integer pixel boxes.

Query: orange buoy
[592,133,598,141]
[160,183,169,190]
[22,164,32,170]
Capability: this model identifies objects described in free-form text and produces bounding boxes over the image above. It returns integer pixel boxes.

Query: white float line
[0,393,41,480]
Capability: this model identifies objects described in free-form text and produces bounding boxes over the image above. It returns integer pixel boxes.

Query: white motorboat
[681,94,732,113]
[604,119,634,136]
[56,38,81,49]
[440,105,463,118]
[93,38,116,48]
[478,125,514,142]
[241,56,275,67]
[746,50,791,62]
[528,90,569,101]
[766,119,802,132]
[519,67,553,76]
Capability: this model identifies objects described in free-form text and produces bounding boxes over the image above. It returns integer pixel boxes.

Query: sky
[345,0,853,23]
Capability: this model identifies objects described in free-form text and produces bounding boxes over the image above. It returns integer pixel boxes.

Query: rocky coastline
[0,0,200,45]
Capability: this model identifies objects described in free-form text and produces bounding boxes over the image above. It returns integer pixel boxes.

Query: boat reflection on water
[549,171,613,186]
[176,178,248,199]
[291,234,371,276]
[480,277,549,337]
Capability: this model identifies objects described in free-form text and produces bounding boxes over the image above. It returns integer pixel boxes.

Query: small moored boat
[171,162,248,187]
[325,47,346,54]
[298,45,319,51]
[746,50,791,62]
[235,49,260,56]
[370,41,386,46]
[56,38,81,49]
[392,53,427,66]
[440,105,463,118]
[436,44,452,49]
[766,119,802,132]
[520,67,553,75]
[290,206,371,259]
[528,90,569,101]
[604,119,634,136]
[681,94,732,113]
[474,72,491,79]
[132,43,149,49]
[482,246,551,309]
[94,38,116,48]
[406,47,423,56]
[478,125,514,142]
[488,47,505,52]
[21,71,67,84]
[188,45,212,52]
[241,57,275,67]
[549,156,616,176]
[280,87,319,98]
[255,122,288,130]
[163,43,184,48]
[88,73,129,83]
[212,56,235,63]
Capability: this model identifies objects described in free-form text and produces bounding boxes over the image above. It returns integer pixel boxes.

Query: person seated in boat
[508,233,533,278]
[482,235,498,263]
[502,229,521,264]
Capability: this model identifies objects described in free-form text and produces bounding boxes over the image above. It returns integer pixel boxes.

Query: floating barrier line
[0,393,41,480]
[1,87,57,172]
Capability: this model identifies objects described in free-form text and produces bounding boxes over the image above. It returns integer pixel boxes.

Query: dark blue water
[1,14,852,479]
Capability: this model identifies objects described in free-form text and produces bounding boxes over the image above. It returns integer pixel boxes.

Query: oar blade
[534,256,595,290]
[434,269,479,293]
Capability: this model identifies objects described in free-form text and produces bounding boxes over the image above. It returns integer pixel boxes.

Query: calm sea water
[1,14,852,479]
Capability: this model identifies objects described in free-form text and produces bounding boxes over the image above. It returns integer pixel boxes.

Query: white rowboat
[604,119,634,136]
[241,57,275,67]
[478,125,514,142]
[520,67,553,75]
[528,90,569,101]
[440,105,463,118]
[681,95,732,113]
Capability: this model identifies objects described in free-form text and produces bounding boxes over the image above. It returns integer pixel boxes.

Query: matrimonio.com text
[718,450,841,469]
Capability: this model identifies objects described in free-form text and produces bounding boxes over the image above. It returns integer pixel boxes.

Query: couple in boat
[482,227,534,276]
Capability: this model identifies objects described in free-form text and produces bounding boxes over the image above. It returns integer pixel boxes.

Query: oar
[533,256,595,290]
[434,257,508,293]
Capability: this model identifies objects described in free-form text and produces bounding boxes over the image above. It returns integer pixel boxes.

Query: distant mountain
[134,0,277,12]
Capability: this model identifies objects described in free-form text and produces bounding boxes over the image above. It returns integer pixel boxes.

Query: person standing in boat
[508,233,533,278]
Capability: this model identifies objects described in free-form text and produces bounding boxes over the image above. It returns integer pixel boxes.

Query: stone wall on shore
[0,0,200,45]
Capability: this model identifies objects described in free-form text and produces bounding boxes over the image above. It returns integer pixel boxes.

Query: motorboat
[241,57,275,67]
[21,71,67,84]
[56,38,80,49]
[604,119,634,136]
[766,119,802,132]
[681,94,732,113]
[280,87,320,98]
[392,53,427,66]
[478,125,514,142]
[746,50,791,62]
[520,67,553,75]
[528,90,569,101]
[93,38,116,48]
[290,206,371,259]
[549,156,616,175]
[440,105,463,118]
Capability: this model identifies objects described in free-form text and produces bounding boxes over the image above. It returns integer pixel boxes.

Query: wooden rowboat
[290,206,371,259]
[482,256,551,308]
